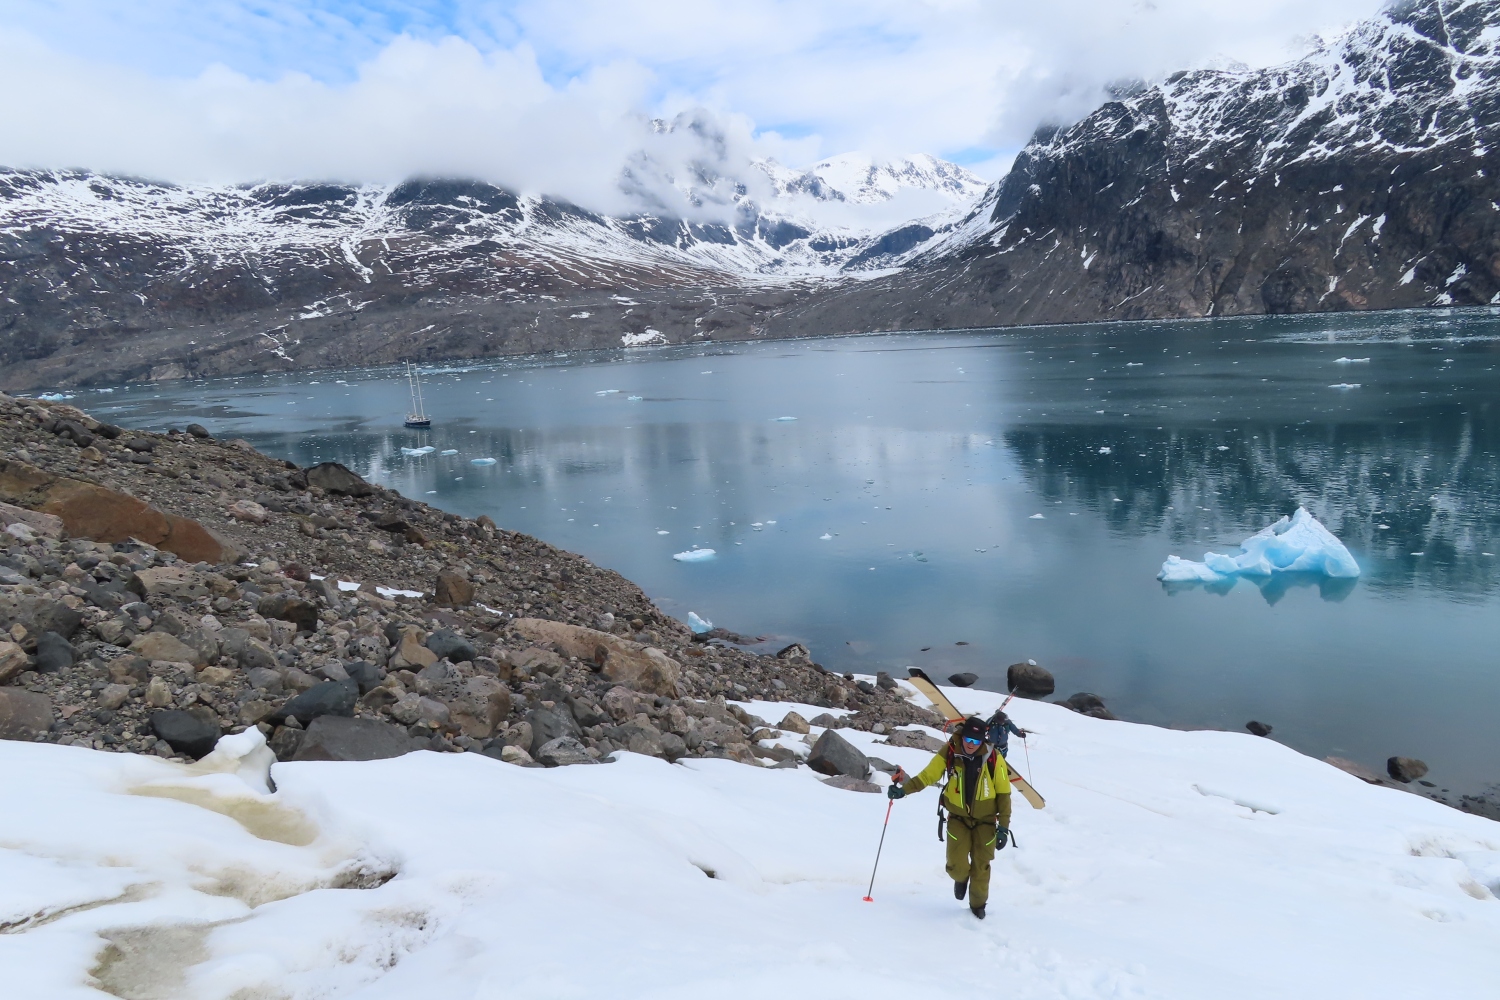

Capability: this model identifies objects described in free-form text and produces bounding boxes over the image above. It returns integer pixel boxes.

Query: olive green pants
[945,814,998,909]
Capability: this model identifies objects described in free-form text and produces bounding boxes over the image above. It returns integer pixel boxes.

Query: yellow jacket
[902,742,1011,823]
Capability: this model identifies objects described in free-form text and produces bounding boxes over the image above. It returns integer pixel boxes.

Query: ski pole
[1023,732,1034,783]
[863,768,905,902]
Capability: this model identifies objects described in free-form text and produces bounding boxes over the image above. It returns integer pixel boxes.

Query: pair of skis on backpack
[904,668,1046,810]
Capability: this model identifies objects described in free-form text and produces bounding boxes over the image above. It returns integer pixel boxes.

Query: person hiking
[987,708,1026,759]
[887,715,1012,919]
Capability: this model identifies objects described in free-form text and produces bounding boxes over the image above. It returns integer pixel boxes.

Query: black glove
[996,826,1010,850]
[887,784,906,800]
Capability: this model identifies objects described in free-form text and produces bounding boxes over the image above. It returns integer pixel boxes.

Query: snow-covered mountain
[795,0,1500,332]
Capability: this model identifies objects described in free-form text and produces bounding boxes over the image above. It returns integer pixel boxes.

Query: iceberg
[440,449,459,455]
[470,457,497,466]
[400,445,436,456]
[673,548,716,562]
[687,612,714,633]
[1158,508,1360,583]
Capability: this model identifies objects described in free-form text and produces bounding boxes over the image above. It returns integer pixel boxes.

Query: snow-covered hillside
[3,681,1495,999]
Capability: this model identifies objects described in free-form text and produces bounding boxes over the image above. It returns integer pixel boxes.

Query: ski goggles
[961,735,983,748]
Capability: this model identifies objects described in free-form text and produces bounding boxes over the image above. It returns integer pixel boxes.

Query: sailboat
[403,361,432,428]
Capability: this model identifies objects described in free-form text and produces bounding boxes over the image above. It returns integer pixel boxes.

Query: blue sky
[0,0,1382,203]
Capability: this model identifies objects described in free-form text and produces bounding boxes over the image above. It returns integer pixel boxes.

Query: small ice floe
[774,416,798,422]
[401,445,436,456]
[1098,446,1112,454]
[1328,383,1362,390]
[819,533,833,540]
[656,530,670,535]
[595,389,621,395]
[1216,445,1229,451]
[440,449,459,455]
[470,457,497,466]
[750,522,763,529]
[673,548,716,562]
[36,392,73,401]
[1125,362,1143,367]
[765,520,777,524]
[1030,513,1045,519]
[628,395,644,401]
[1157,507,1360,583]
[687,612,714,633]
[1334,357,1371,364]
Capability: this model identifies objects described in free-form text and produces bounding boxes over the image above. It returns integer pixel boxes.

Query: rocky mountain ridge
[3,0,1499,391]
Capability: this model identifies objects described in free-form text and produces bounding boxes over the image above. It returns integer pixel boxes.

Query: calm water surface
[77,310,1500,796]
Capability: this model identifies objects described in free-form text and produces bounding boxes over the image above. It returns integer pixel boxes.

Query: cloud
[0,0,1387,215]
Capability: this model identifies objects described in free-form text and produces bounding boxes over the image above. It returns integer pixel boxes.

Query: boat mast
[413,364,427,420]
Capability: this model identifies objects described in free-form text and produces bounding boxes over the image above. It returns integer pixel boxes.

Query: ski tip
[862,896,874,902]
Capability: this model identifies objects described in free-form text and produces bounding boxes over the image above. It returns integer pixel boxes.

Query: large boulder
[1007,660,1055,698]
[0,688,53,740]
[426,628,477,664]
[129,631,207,666]
[303,462,376,497]
[535,736,596,766]
[948,672,978,688]
[1387,756,1429,783]
[1055,692,1116,720]
[290,716,417,761]
[0,459,242,563]
[33,632,75,673]
[273,679,359,725]
[150,708,221,759]
[0,500,64,539]
[434,570,475,607]
[256,594,320,633]
[526,704,583,755]
[0,641,31,684]
[807,729,871,779]
[513,618,680,696]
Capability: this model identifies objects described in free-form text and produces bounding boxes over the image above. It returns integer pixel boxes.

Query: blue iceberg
[1158,508,1359,583]
[687,612,714,633]
[673,548,716,563]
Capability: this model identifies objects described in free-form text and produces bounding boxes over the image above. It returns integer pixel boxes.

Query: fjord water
[88,310,1500,795]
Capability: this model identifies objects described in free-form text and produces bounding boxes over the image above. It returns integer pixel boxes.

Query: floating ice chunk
[1157,508,1360,583]
[1029,513,1045,519]
[1216,445,1229,451]
[656,530,670,535]
[687,612,713,633]
[440,449,459,455]
[595,389,621,395]
[1328,383,1361,390]
[470,457,497,466]
[401,445,436,456]
[819,533,833,540]
[1333,357,1371,364]
[36,392,73,401]
[1098,446,1112,454]
[628,395,644,401]
[774,416,798,421]
[673,548,716,562]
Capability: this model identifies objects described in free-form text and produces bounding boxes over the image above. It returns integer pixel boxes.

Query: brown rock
[227,499,269,523]
[389,630,438,670]
[129,631,206,666]
[512,618,681,696]
[303,462,376,497]
[0,459,242,563]
[435,569,475,607]
[0,640,30,683]
[0,688,53,740]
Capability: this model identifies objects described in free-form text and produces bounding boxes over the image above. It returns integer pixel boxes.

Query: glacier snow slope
[1,683,1496,999]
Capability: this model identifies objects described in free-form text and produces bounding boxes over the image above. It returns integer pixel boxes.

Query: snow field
[0,682,1496,999]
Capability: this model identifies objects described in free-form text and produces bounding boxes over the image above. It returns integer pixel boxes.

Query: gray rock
[807,729,871,779]
[425,628,477,664]
[808,713,844,729]
[821,774,881,793]
[658,732,688,761]
[33,631,75,673]
[527,705,583,755]
[1007,660,1055,698]
[98,683,132,710]
[881,728,946,754]
[273,679,358,725]
[867,756,901,775]
[776,642,811,662]
[0,688,53,741]
[150,708,221,759]
[1246,720,1273,737]
[610,722,665,757]
[246,667,283,693]
[875,671,898,691]
[256,593,319,633]
[219,629,277,671]
[1387,756,1429,783]
[947,672,978,688]
[778,710,810,734]
[268,725,304,760]
[185,423,211,438]
[291,716,416,761]
[535,735,596,766]
[1055,692,1116,720]
[343,660,382,695]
